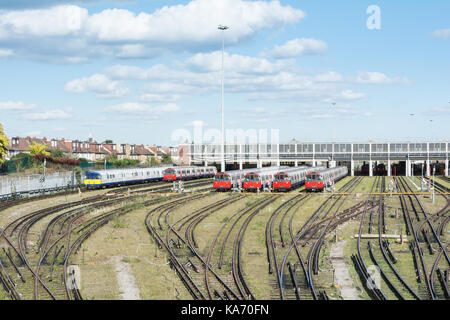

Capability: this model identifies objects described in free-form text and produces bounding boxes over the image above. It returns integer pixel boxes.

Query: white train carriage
[163,166,217,182]
[83,166,170,187]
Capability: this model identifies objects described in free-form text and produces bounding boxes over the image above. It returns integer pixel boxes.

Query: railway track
[0,178,212,300]
[401,177,450,300]
[145,193,260,300]
[277,176,364,300]
[1,174,446,301]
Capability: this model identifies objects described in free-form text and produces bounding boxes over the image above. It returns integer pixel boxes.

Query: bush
[50,149,65,158]
[33,154,80,166]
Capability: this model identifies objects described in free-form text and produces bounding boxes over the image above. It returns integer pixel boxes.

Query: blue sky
[0,0,449,146]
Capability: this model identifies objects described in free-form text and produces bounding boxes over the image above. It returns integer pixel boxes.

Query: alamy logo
[367,5,381,30]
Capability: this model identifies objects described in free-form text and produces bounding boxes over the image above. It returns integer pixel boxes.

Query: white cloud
[24,109,71,120]
[0,1,119,9]
[65,74,130,98]
[253,118,269,123]
[0,48,13,58]
[0,101,36,110]
[104,102,180,114]
[0,1,305,61]
[52,127,67,132]
[0,5,88,38]
[308,114,333,120]
[424,106,450,116]
[339,90,366,101]
[187,51,289,74]
[315,71,343,83]
[267,38,327,59]
[140,93,181,103]
[431,29,450,40]
[23,130,42,136]
[105,60,362,104]
[186,120,206,127]
[355,71,410,85]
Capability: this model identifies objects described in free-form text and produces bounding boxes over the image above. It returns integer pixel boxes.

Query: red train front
[243,172,261,191]
[273,172,291,192]
[163,168,177,182]
[305,172,324,192]
[213,173,232,191]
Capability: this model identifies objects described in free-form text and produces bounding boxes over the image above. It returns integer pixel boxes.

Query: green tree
[0,123,8,163]
[50,149,64,158]
[104,139,113,144]
[28,141,50,157]
[107,153,118,162]
[150,157,159,166]
[161,153,173,164]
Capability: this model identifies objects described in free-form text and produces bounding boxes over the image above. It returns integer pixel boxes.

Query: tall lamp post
[218,24,229,173]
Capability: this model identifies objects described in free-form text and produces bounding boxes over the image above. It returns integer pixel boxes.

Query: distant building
[6,135,184,165]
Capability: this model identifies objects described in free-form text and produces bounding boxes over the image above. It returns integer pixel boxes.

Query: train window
[274,174,289,181]
[215,174,230,181]
[307,174,322,181]
[163,169,176,175]
[245,174,260,182]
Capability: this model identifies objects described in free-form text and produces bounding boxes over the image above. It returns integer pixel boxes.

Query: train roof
[86,166,171,175]
[275,166,324,175]
[306,166,348,175]
[164,166,216,170]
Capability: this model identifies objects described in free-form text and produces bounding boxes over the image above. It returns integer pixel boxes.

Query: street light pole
[218,24,229,173]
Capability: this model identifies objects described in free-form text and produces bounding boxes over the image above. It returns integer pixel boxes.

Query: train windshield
[214,174,230,181]
[163,169,176,175]
[245,174,260,182]
[274,174,289,181]
[307,174,322,181]
[86,172,100,179]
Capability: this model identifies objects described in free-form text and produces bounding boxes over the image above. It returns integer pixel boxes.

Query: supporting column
[239,160,243,171]
[295,160,298,167]
[205,160,208,167]
[405,160,410,177]
[351,160,355,176]
[388,160,391,177]
[312,160,316,167]
[276,159,280,167]
[426,161,431,177]
[446,159,449,177]
[369,161,373,177]
[257,160,262,169]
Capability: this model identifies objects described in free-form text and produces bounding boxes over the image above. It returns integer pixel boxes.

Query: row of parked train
[83,166,217,187]
[213,166,348,192]
[83,165,348,193]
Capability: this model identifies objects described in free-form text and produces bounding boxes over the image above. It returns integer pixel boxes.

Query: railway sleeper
[409,242,422,283]
[436,269,450,299]
[382,240,398,264]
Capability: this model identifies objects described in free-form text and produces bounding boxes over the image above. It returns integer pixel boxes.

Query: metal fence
[0,171,77,200]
